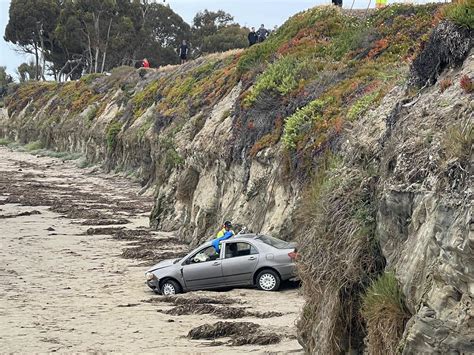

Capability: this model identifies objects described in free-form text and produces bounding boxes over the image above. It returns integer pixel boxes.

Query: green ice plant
[244,56,305,107]
[347,91,379,121]
[282,98,329,149]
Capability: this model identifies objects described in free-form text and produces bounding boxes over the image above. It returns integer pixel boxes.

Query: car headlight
[146,272,156,281]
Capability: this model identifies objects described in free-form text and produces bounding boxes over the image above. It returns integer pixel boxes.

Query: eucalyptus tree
[17,62,38,82]
[4,0,60,80]
[191,10,248,56]
[4,1,245,80]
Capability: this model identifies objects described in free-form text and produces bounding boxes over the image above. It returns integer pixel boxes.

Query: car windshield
[256,235,291,249]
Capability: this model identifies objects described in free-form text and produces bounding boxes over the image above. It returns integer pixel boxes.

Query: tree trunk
[34,43,39,80]
[87,33,93,74]
[101,18,113,73]
[93,13,101,73]
[66,61,83,81]
[94,48,99,73]
[82,25,93,74]
[38,23,46,80]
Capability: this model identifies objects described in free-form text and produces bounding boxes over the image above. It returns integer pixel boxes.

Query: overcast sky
[1,0,443,77]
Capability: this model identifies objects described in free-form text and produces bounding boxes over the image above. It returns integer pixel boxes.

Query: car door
[221,241,259,285]
[181,246,224,290]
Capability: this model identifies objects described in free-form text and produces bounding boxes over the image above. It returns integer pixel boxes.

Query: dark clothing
[248,31,258,46]
[179,44,188,60]
[332,0,343,6]
[256,27,269,42]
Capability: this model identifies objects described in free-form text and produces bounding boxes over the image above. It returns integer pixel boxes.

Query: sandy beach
[0,146,304,353]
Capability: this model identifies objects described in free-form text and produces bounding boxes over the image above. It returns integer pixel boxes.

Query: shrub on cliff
[243,56,305,107]
[106,122,123,149]
[443,121,473,169]
[282,98,329,149]
[362,272,410,355]
[460,74,473,93]
[0,67,13,102]
[442,0,473,29]
[409,20,472,87]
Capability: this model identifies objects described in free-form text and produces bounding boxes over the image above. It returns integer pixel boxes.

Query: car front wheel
[160,279,181,296]
[256,270,280,291]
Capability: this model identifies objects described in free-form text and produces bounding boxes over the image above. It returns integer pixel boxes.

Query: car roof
[228,234,259,241]
[189,235,259,253]
[197,234,263,249]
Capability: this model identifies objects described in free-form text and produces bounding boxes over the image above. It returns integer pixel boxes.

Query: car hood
[146,258,180,273]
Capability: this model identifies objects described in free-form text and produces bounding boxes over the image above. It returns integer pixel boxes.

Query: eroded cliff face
[1,4,472,353]
[377,53,473,353]
[149,81,299,243]
[296,30,472,354]
[1,5,439,246]
[0,51,299,244]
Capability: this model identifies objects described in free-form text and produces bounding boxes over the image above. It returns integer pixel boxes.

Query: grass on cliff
[154,135,185,185]
[296,157,383,353]
[0,138,11,146]
[37,150,82,160]
[25,140,44,151]
[362,272,410,355]
[442,0,474,29]
[2,138,82,160]
[106,121,123,149]
[443,121,473,162]
[129,53,240,124]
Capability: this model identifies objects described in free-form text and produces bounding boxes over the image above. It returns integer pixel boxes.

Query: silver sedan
[145,234,298,295]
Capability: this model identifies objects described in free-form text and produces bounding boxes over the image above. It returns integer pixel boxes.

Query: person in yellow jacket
[376,0,388,8]
[212,221,235,253]
[216,221,234,238]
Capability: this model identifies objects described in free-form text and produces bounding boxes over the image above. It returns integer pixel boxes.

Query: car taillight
[288,251,299,261]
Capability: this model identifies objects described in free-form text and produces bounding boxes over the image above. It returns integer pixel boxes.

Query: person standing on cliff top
[178,40,189,64]
[212,221,235,253]
[248,27,258,47]
[256,24,269,43]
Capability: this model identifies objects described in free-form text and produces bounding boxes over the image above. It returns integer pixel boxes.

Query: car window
[189,246,219,264]
[256,235,290,249]
[224,242,258,259]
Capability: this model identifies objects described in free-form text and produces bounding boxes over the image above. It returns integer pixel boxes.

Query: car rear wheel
[256,270,280,291]
[160,279,181,296]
